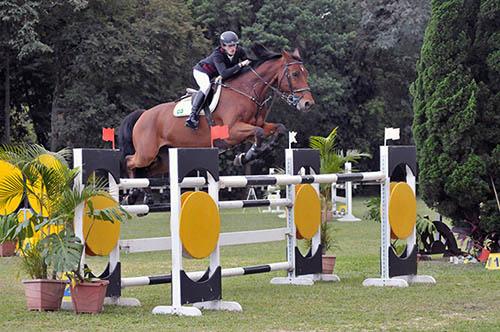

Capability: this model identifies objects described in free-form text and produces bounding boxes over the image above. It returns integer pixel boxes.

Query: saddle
[173,77,223,117]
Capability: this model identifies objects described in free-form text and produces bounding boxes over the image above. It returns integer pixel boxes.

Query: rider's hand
[239,59,251,67]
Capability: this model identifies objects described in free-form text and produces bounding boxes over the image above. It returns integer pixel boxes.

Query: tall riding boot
[185,91,206,130]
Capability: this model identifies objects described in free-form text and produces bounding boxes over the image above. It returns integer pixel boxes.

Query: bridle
[276,60,312,107]
[249,60,311,107]
[217,58,311,109]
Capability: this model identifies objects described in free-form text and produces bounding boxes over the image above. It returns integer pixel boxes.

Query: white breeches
[193,69,211,96]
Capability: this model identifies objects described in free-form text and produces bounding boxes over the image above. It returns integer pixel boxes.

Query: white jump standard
[363,145,436,287]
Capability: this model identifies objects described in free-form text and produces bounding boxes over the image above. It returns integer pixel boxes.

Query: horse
[118,45,315,178]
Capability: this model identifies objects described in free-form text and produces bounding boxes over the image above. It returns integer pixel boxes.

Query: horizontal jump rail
[121,199,292,215]
[121,261,292,288]
[218,172,384,188]
[119,177,205,189]
[218,199,292,209]
[117,172,385,190]
[122,204,171,214]
[119,227,289,253]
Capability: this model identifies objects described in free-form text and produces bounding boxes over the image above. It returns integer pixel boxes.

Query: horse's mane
[236,43,301,76]
[247,43,282,65]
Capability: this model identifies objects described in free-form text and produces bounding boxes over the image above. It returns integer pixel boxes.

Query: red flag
[478,248,490,263]
[102,127,115,149]
[210,125,229,143]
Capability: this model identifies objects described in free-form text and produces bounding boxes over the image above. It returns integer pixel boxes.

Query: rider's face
[222,44,237,56]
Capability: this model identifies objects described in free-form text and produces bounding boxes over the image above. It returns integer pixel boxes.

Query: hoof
[233,153,245,167]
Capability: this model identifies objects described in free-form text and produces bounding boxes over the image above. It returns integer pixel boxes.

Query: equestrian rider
[185,31,251,129]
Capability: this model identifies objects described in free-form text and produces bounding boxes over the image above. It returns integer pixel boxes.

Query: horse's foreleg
[261,122,287,151]
[226,122,265,166]
[234,122,286,166]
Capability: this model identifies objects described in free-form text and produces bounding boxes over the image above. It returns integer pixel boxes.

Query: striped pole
[218,172,384,188]
[118,172,384,191]
[119,177,206,189]
[122,262,292,288]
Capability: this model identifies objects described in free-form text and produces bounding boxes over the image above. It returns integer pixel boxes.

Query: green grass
[1,197,499,331]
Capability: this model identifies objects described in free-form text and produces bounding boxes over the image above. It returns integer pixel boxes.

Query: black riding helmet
[220,31,239,46]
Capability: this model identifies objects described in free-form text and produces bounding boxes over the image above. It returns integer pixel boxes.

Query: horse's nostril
[304,101,311,109]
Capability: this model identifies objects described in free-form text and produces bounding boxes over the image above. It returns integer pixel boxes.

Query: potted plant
[319,210,336,274]
[68,267,110,314]
[302,208,337,274]
[309,127,369,271]
[0,144,128,312]
[0,213,18,256]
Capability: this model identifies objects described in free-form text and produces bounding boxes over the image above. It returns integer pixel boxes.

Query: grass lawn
[1,197,499,331]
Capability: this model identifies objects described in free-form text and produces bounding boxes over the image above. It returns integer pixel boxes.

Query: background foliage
[412,0,500,244]
[1,1,497,239]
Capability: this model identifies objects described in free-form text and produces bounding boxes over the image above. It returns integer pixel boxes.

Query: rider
[185,31,251,129]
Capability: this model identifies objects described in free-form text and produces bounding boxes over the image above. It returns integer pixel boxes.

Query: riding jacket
[194,46,248,80]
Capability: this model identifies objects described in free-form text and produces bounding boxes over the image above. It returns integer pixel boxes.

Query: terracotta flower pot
[322,255,336,274]
[0,241,17,257]
[22,279,67,311]
[71,280,109,314]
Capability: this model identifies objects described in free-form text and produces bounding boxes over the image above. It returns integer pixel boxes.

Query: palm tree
[309,127,371,202]
[0,144,128,279]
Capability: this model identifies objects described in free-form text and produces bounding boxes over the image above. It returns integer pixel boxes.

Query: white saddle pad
[173,77,223,117]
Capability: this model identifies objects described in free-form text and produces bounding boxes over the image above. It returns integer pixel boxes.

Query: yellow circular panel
[82,195,121,256]
[294,184,321,240]
[181,191,194,208]
[388,182,416,240]
[179,191,220,259]
[26,154,64,217]
[0,160,23,216]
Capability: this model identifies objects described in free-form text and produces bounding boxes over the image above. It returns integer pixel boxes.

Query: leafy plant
[415,215,436,251]
[19,242,48,280]
[319,220,335,254]
[309,127,370,202]
[0,144,130,280]
[364,196,438,253]
[0,213,19,242]
[307,127,369,253]
[364,196,381,223]
[302,217,337,255]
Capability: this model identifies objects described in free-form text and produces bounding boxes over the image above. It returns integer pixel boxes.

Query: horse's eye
[292,71,300,78]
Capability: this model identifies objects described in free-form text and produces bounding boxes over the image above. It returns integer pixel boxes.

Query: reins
[215,58,311,110]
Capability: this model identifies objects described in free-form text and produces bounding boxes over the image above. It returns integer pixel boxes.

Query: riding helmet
[220,31,239,46]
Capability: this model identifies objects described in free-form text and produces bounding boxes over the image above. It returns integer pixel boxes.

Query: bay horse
[118,45,315,178]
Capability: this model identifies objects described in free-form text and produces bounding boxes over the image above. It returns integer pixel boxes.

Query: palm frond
[0,173,25,207]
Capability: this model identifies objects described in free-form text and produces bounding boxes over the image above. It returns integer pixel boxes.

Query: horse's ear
[292,48,301,60]
[281,50,291,61]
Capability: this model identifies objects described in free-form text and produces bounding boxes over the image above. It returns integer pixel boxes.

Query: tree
[411,0,500,249]
[0,1,52,143]
[45,0,209,149]
[188,0,259,42]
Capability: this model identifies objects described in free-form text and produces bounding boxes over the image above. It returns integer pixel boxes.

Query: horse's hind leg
[144,148,170,177]
[125,155,138,178]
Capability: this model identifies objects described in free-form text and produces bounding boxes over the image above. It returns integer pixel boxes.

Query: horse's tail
[118,109,145,161]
